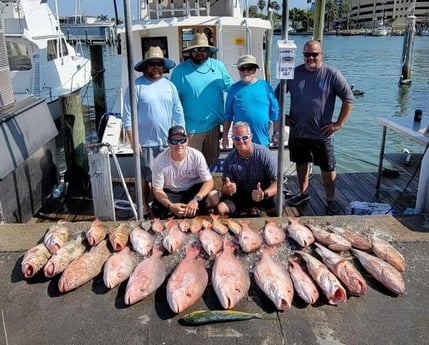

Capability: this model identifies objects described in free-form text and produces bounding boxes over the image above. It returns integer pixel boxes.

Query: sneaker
[326,200,342,216]
[289,192,310,206]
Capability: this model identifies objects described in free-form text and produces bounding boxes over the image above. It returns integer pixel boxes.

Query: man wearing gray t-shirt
[286,40,354,215]
[216,121,278,216]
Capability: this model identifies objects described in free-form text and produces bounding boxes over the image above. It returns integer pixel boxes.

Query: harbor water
[82,34,429,174]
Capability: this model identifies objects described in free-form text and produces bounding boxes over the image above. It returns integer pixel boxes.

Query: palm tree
[257,0,267,15]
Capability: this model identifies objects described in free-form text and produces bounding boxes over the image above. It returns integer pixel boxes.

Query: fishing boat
[1,0,92,121]
[371,20,389,36]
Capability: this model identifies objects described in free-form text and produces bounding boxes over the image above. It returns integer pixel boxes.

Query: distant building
[348,0,429,29]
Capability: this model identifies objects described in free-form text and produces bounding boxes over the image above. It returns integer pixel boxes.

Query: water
[84,35,429,174]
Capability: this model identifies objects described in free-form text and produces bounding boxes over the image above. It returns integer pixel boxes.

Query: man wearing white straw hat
[123,46,185,218]
[171,32,233,170]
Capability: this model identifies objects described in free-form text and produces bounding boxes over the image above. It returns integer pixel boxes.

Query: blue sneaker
[289,192,310,206]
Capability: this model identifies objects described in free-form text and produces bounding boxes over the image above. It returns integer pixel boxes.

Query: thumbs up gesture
[252,182,265,202]
[223,177,237,196]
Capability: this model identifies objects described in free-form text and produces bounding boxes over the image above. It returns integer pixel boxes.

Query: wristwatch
[264,191,269,199]
[193,195,202,203]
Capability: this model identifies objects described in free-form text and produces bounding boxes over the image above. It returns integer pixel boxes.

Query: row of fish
[21,215,406,314]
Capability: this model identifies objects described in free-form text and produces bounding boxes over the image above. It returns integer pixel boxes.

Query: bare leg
[296,163,311,194]
[321,170,336,201]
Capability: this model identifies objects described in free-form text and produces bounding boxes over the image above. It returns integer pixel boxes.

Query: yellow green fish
[179,309,276,326]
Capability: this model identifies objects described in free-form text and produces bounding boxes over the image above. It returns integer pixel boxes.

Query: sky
[47,0,309,18]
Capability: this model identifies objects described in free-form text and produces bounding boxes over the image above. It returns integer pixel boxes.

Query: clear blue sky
[48,0,309,18]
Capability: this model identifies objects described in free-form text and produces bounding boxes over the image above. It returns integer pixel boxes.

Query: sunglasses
[169,138,187,145]
[231,135,250,142]
[303,52,321,58]
[191,47,208,53]
[238,65,256,72]
[147,61,164,67]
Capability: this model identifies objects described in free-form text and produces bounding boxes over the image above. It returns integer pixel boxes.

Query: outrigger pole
[123,0,144,220]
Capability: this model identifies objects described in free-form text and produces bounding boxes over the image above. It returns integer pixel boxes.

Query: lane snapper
[222,218,242,235]
[296,250,347,305]
[328,226,371,250]
[314,243,367,296]
[86,218,107,246]
[108,222,130,251]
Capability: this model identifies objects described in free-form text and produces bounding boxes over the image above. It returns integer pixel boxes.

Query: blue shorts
[289,136,335,172]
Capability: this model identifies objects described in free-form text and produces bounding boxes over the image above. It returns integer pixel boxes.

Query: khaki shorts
[187,126,220,166]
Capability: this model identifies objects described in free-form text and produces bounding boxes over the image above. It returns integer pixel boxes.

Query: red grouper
[287,257,320,304]
[21,243,52,279]
[124,246,166,306]
[44,232,88,278]
[296,251,347,305]
[86,218,107,247]
[103,246,137,289]
[166,246,208,313]
[314,243,367,296]
[253,251,294,311]
[211,240,250,309]
[58,240,112,293]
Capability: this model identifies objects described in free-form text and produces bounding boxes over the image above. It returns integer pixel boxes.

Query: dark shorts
[151,183,211,219]
[288,136,335,172]
[222,190,276,217]
[140,146,167,181]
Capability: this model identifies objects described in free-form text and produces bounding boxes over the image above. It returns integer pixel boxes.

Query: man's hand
[184,199,199,218]
[251,182,265,202]
[169,202,187,217]
[223,177,236,196]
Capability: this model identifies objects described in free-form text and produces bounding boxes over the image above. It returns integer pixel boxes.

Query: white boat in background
[1,0,92,120]
[372,21,389,36]
[104,0,273,158]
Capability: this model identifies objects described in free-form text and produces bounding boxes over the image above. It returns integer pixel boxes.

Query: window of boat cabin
[141,37,171,71]
[180,26,216,61]
[6,40,32,71]
[47,39,70,61]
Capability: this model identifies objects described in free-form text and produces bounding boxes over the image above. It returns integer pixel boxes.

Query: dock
[33,170,418,223]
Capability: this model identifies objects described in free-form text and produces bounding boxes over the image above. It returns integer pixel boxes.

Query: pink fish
[21,243,52,279]
[151,218,165,233]
[108,222,130,251]
[328,226,371,250]
[306,224,351,251]
[190,217,203,234]
[124,246,166,305]
[86,218,107,246]
[287,257,319,304]
[210,214,228,235]
[222,218,242,235]
[199,227,223,256]
[58,240,112,293]
[129,225,154,257]
[178,219,191,232]
[296,251,347,305]
[166,246,208,313]
[43,221,72,254]
[44,232,88,278]
[351,248,405,295]
[238,220,263,253]
[286,216,315,248]
[254,251,294,311]
[263,219,286,246]
[211,241,250,309]
[103,246,137,289]
[370,234,406,272]
[162,221,187,253]
[314,243,367,296]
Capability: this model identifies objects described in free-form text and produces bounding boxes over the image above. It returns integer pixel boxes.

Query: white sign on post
[277,40,297,80]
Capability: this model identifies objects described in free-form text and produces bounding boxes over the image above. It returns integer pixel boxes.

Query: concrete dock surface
[0,214,428,345]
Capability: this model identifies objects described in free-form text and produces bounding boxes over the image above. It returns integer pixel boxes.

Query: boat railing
[141,0,211,19]
[69,57,91,94]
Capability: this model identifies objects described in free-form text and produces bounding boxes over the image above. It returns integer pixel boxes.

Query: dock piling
[90,44,107,133]
[399,15,416,85]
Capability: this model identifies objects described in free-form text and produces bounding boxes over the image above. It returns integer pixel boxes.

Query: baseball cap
[168,125,187,139]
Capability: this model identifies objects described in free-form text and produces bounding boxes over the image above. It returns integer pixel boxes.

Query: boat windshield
[6,40,32,71]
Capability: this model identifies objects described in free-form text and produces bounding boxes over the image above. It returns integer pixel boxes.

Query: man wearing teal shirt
[171,33,233,168]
